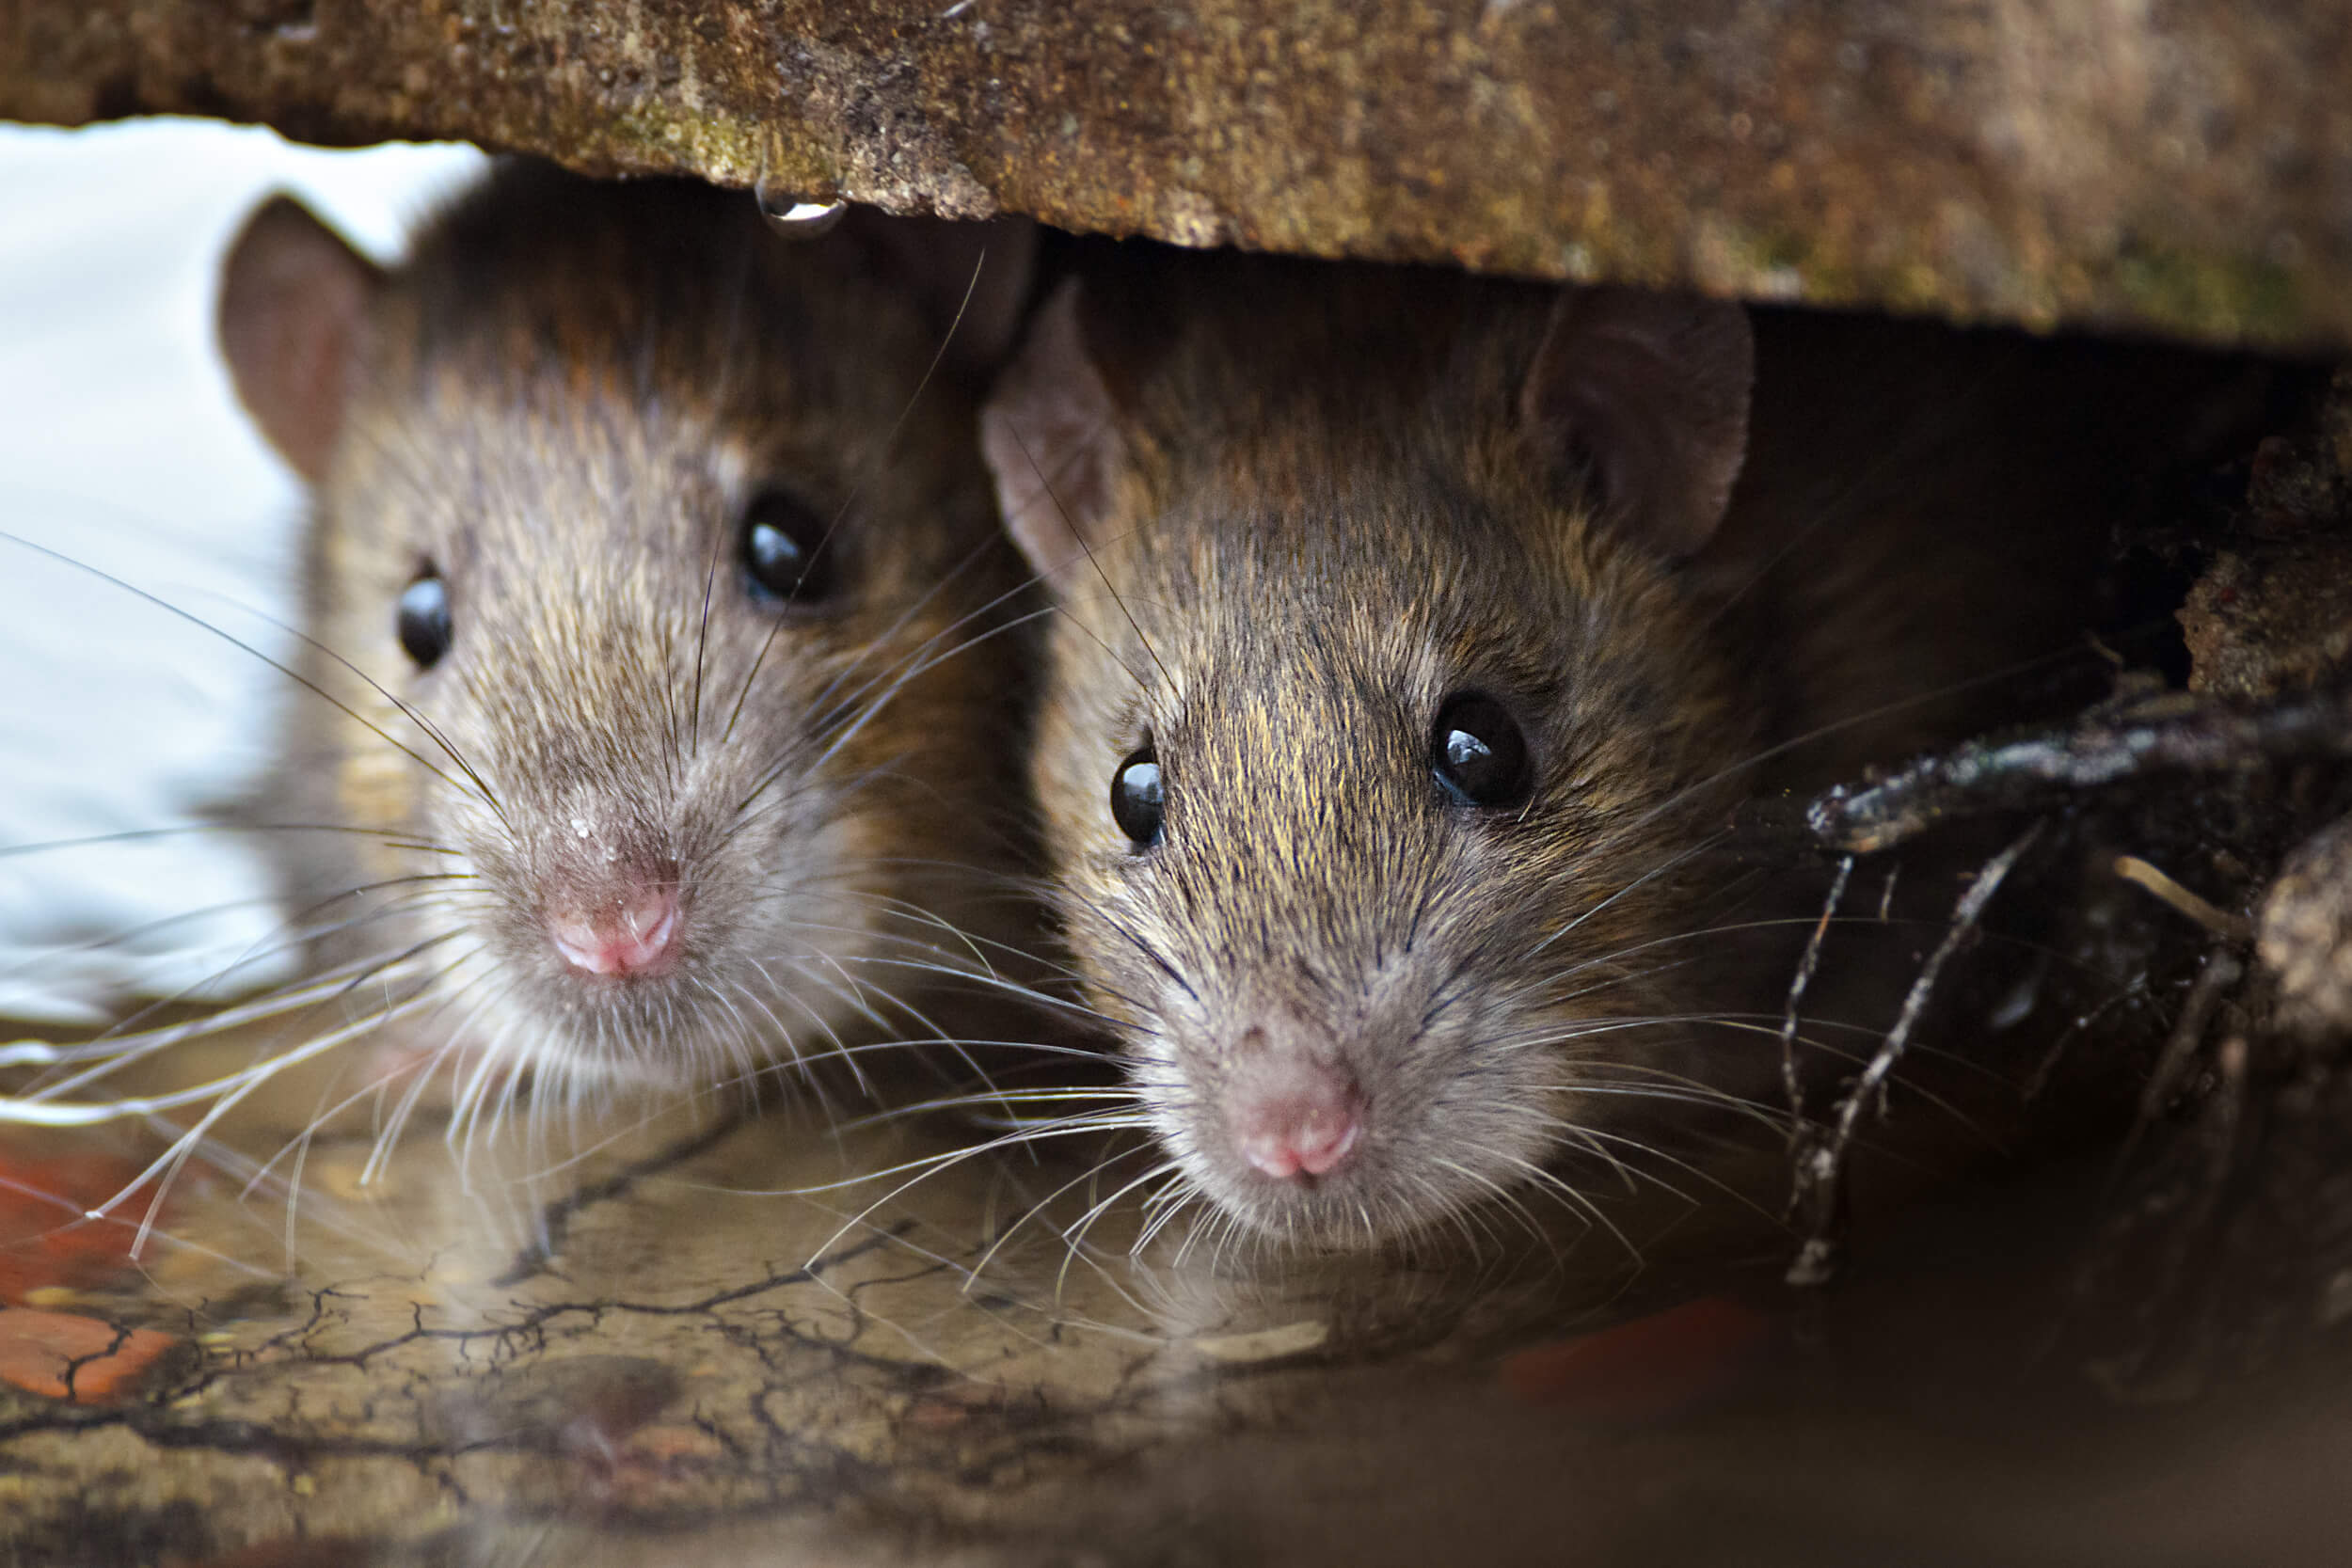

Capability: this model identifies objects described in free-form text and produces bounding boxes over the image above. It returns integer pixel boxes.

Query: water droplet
[571,816,593,840]
[755,175,848,239]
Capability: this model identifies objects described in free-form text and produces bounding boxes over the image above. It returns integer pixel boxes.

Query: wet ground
[4,1008,2350,1568]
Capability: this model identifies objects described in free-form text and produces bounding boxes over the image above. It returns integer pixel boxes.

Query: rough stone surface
[2261,813,2352,1037]
[5,1,2352,349]
[2179,539,2352,701]
[2244,369,2352,537]
[2180,371,2352,699]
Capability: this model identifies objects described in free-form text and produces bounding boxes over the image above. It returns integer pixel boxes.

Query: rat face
[220,166,1032,1098]
[982,259,1764,1250]
[1056,508,1760,1245]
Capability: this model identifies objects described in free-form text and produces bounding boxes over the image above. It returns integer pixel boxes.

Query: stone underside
[5,0,2351,351]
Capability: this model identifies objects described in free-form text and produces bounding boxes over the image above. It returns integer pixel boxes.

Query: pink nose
[1233,1074,1365,1181]
[548,888,682,978]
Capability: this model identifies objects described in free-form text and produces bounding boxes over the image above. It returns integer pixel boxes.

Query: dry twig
[1787,825,2042,1286]
[1732,688,2352,863]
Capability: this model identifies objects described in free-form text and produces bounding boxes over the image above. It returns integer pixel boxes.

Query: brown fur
[223,164,1033,1100]
[985,248,2172,1251]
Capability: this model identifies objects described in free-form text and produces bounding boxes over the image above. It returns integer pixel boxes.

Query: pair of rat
[222,164,2132,1256]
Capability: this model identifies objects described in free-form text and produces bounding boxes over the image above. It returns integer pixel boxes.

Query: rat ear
[979,279,1128,598]
[1518,285,1755,557]
[217,195,382,483]
[835,209,1039,369]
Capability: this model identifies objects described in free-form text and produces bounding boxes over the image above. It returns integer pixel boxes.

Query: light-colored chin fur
[1127,998,1581,1254]
[1140,1080,1571,1255]
[405,787,901,1100]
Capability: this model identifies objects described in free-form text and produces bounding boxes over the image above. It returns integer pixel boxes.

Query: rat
[979,245,2220,1252]
[215,161,1038,1116]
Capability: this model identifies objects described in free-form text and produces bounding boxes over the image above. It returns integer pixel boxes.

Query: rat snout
[547,886,682,979]
[527,801,689,981]
[1223,1026,1366,1182]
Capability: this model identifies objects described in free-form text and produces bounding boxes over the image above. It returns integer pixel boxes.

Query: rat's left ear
[978,278,1130,600]
[217,195,384,483]
[834,209,1040,369]
[1518,285,1755,557]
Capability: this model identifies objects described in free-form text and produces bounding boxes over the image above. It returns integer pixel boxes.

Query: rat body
[218,164,1035,1105]
[982,248,2190,1251]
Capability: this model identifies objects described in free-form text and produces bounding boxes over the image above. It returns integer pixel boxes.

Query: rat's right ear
[1518,285,1755,558]
[978,279,1127,599]
[217,196,383,483]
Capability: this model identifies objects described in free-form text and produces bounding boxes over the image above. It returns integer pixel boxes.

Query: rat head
[981,257,1760,1250]
[219,165,1033,1096]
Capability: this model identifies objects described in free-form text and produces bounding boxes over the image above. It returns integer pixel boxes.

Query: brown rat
[980,247,2205,1252]
[216,162,1037,1114]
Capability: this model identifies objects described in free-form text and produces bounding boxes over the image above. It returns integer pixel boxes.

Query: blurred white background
[0,119,485,1022]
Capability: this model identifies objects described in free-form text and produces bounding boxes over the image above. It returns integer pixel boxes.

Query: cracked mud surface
[4,1021,2352,1567]
[0,1042,1681,1564]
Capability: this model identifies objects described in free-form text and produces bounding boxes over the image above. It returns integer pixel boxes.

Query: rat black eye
[1110,745,1164,848]
[396,570,452,670]
[1431,692,1533,809]
[740,487,837,606]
